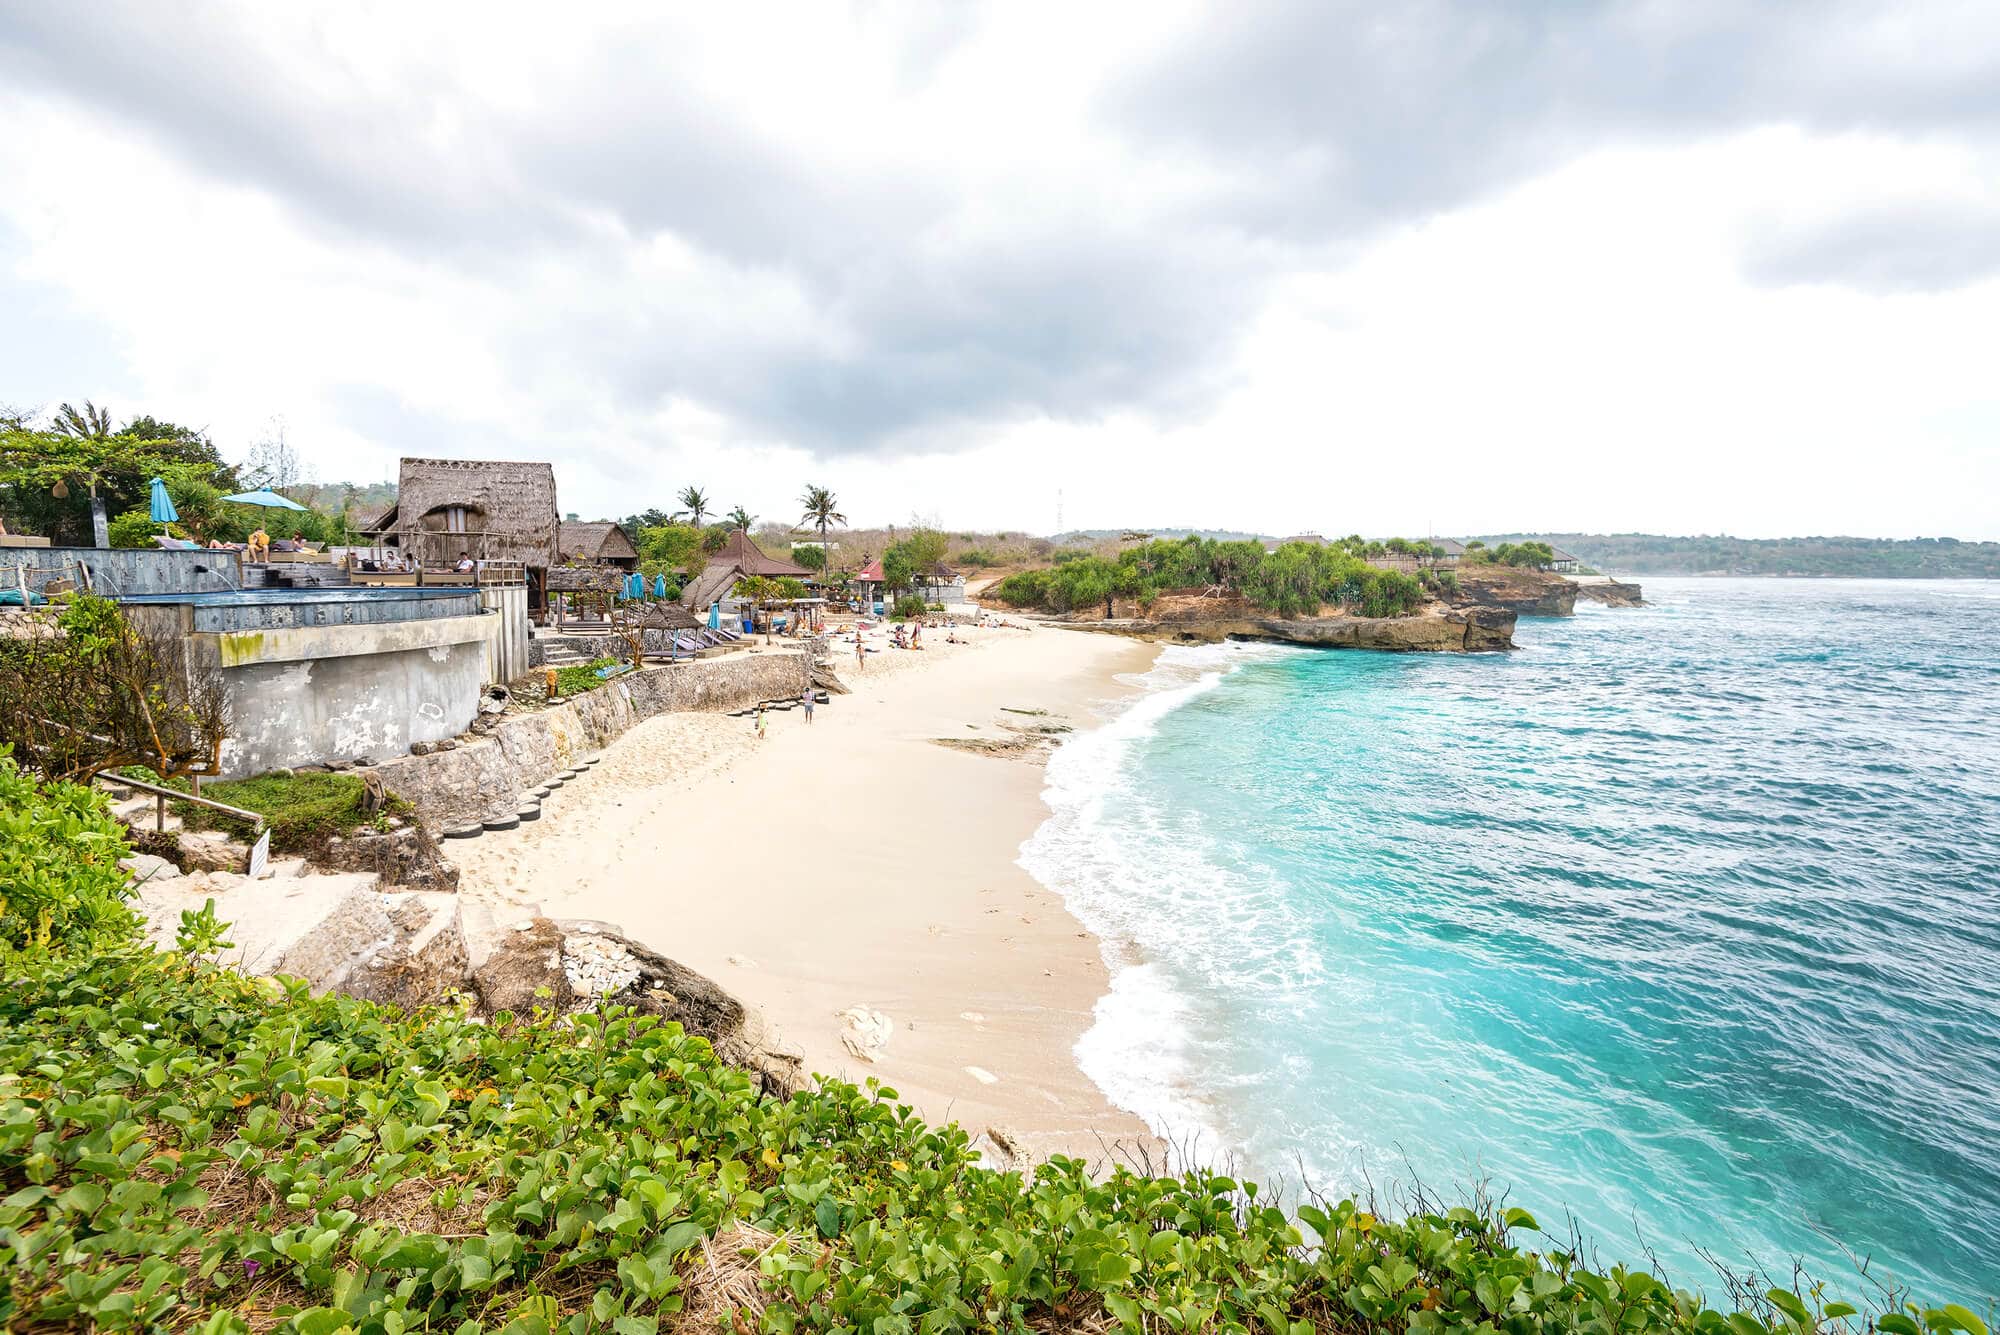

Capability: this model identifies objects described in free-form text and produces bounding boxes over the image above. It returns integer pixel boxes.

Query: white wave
[1020,639,1305,1161]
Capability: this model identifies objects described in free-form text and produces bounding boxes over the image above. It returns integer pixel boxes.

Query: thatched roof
[352,502,397,534]
[681,563,746,611]
[545,564,623,594]
[558,520,639,564]
[714,528,810,578]
[626,600,701,630]
[391,458,558,568]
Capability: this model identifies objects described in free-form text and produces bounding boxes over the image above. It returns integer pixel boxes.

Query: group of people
[752,686,819,740]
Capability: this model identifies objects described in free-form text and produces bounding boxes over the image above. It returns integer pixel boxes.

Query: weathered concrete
[209,615,495,777]
[376,650,812,828]
[133,869,470,1010]
[481,585,530,683]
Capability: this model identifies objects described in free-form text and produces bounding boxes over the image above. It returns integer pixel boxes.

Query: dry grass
[674,1223,795,1332]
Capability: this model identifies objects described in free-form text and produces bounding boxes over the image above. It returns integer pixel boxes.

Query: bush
[0,746,137,950]
[0,932,1962,1333]
[181,771,405,853]
[891,593,928,620]
[555,655,624,697]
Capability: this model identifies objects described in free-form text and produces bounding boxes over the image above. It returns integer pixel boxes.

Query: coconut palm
[798,484,847,579]
[673,485,710,528]
[51,401,114,440]
[725,504,755,531]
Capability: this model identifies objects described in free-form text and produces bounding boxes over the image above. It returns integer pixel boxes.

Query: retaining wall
[375,650,813,828]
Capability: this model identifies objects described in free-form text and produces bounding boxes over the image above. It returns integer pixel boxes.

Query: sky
[3,1,1998,540]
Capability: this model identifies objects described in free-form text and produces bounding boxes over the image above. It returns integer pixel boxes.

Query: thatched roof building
[375,458,559,572]
[545,564,624,595]
[680,529,813,610]
[558,520,640,569]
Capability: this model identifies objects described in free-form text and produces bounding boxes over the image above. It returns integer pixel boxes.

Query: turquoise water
[1022,579,2000,1305]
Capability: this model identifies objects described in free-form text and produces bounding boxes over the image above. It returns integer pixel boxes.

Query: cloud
[1,2,1998,536]
[1742,200,2000,293]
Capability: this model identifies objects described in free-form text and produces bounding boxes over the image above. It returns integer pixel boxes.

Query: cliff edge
[1067,592,1514,651]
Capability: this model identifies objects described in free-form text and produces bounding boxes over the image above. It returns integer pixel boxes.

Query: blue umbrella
[708,601,721,631]
[653,574,667,599]
[221,487,309,511]
[627,573,644,601]
[148,477,179,526]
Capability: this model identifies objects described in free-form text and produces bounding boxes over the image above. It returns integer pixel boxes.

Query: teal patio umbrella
[221,487,308,512]
[653,574,667,599]
[147,477,179,535]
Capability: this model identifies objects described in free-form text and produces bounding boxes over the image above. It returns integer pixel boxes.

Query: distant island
[1478,533,2000,579]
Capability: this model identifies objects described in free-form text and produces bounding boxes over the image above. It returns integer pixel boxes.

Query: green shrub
[555,655,624,697]
[0,933,1968,1334]
[181,771,404,853]
[0,746,136,950]
[891,593,928,620]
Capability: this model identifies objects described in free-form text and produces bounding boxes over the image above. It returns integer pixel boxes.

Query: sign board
[249,830,271,879]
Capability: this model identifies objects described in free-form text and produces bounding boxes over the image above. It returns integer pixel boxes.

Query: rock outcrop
[1450,567,1578,617]
[471,916,807,1099]
[1573,579,1644,607]
[133,868,470,1010]
[1071,595,1514,652]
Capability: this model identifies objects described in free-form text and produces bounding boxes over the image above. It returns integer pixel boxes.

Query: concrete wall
[376,649,813,828]
[206,615,497,777]
[0,546,237,595]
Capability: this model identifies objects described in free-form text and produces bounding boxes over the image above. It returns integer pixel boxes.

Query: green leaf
[815,1195,842,1239]
[1940,1307,1991,1335]
[1879,1315,1924,1335]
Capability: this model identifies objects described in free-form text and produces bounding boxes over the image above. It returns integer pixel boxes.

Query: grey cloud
[5,1,1999,458]
[1106,1,2000,243]
[1742,203,2000,293]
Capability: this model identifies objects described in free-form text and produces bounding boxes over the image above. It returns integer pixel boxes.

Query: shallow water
[1023,579,2000,1303]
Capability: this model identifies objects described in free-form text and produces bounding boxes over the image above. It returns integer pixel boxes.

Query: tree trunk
[90,492,109,549]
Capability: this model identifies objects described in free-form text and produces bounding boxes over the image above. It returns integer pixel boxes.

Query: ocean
[1021,578,2000,1305]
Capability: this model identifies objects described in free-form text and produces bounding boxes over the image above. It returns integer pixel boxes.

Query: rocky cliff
[1073,592,1514,651]
[1573,579,1644,607]
[1450,566,1577,617]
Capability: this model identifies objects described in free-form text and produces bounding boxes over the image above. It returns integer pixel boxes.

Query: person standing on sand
[801,686,815,723]
[856,630,864,672]
[755,705,768,741]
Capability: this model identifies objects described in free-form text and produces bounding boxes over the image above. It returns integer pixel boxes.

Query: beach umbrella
[627,572,645,601]
[653,574,667,599]
[708,601,721,631]
[147,477,179,531]
[221,487,308,511]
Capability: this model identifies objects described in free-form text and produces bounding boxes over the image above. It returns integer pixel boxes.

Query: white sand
[455,619,1160,1160]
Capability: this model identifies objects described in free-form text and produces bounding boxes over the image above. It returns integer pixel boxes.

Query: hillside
[1480,533,2000,579]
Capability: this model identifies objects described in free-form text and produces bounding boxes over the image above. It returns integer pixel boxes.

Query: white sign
[249,830,271,879]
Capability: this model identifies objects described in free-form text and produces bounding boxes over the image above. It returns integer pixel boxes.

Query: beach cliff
[1450,565,1578,616]
[1068,592,1515,651]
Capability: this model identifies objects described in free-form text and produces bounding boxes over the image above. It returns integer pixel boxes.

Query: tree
[674,486,711,528]
[790,544,826,571]
[798,484,847,578]
[637,523,705,574]
[50,401,113,441]
[725,504,755,531]
[241,422,308,494]
[0,593,229,785]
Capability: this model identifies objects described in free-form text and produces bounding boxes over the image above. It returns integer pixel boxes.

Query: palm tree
[51,400,114,440]
[725,504,755,531]
[798,484,847,581]
[48,401,117,545]
[673,485,710,528]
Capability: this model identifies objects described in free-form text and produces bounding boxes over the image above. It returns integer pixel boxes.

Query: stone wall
[375,649,812,828]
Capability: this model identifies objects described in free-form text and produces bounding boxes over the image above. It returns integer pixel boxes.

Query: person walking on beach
[755,705,768,741]
[801,686,815,723]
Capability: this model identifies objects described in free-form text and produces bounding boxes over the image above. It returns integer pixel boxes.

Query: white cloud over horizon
[3,1,1998,539]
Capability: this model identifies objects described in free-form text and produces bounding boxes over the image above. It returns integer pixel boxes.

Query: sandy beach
[455,619,1160,1161]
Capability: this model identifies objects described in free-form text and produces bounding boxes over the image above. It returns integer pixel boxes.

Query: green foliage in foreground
[0,749,138,950]
[991,537,1430,620]
[3,928,1985,1334]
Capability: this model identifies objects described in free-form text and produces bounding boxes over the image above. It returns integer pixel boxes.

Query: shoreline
[454,619,1161,1162]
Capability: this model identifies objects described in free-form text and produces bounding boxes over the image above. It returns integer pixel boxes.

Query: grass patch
[179,771,406,854]
[554,655,628,697]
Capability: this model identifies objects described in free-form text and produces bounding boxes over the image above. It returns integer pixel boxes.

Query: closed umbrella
[148,477,179,535]
[626,572,644,601]
[708,601,721,631]
[221,488,309,511]
[653,574,667,599]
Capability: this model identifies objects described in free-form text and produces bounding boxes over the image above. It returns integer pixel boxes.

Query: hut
[557,520,641,570]
[853,557,965,610]
[372,458,560,609]
[680,528,813,615]
[545,563,624,628]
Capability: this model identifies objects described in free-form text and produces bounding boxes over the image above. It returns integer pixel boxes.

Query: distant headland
[1475,533,2000,579]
